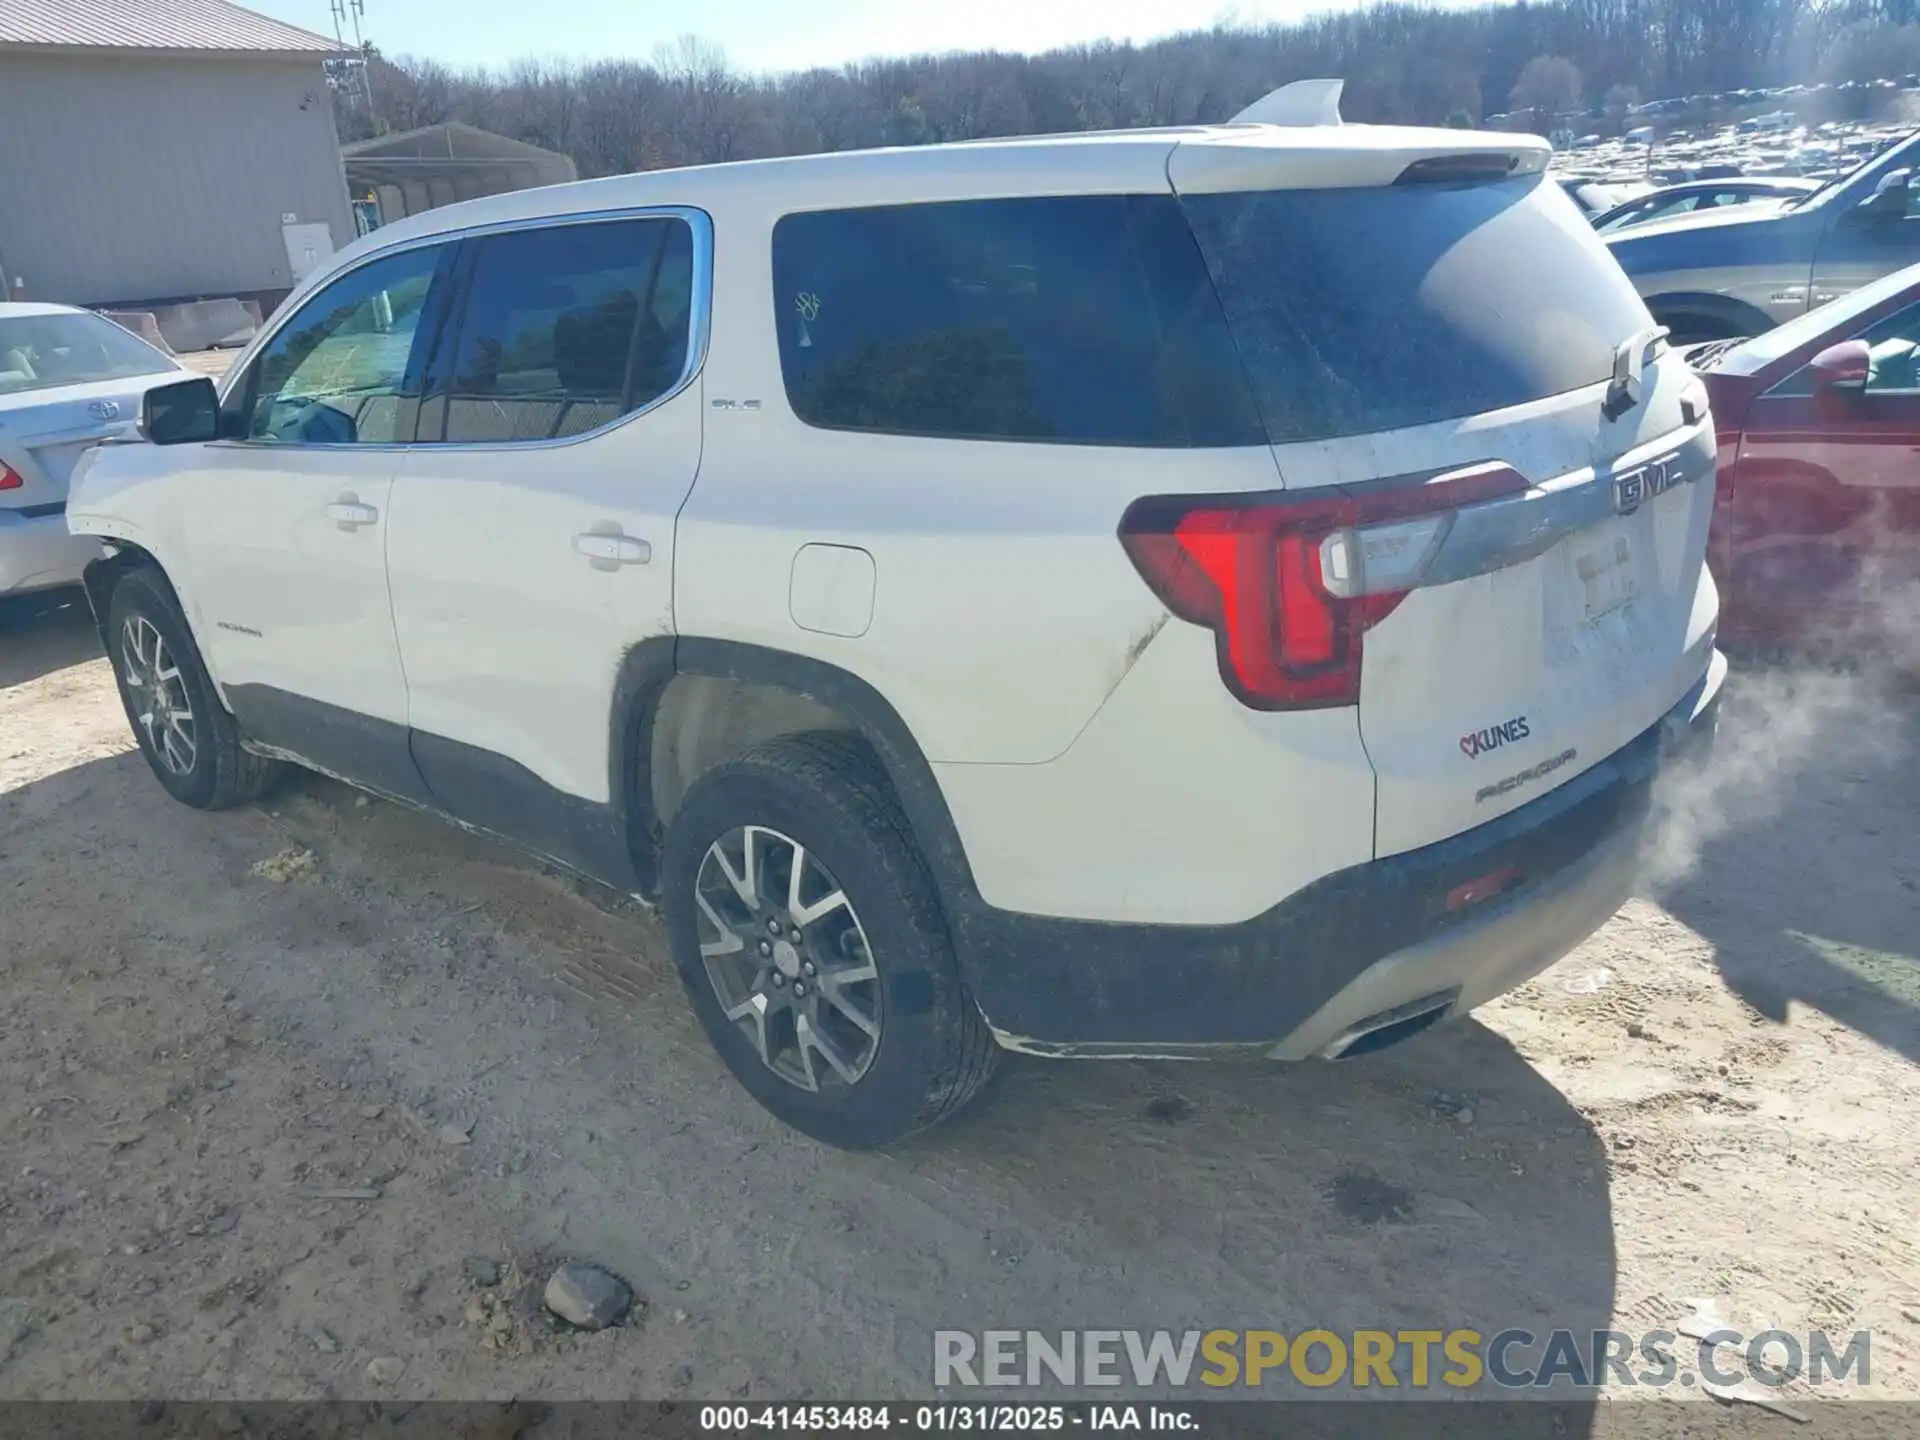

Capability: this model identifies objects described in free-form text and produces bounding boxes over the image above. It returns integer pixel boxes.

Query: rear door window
[770,194,1264,448]
[428,216,694,445]
[1180,175,1653,444]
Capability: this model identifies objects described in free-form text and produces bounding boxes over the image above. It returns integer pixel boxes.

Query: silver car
[1607,128,1920,342]
[0,303,183,597]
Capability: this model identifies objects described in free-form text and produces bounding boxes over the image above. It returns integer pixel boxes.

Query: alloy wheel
[694,824,882,1092]
[120,615,197,776]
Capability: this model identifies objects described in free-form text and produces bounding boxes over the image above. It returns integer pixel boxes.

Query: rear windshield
[1180,175,1653,444]
[0,312,174,396]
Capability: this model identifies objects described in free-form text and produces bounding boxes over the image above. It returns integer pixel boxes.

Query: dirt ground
[1,586,1918,1426]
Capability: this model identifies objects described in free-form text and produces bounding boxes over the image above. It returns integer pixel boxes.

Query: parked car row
[1606,125,1920,343]
[1492,75,1920,132]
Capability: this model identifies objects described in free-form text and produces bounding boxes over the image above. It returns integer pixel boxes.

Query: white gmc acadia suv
[68,82,1724,1148]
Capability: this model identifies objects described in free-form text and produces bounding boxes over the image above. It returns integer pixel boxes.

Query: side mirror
[1854,168,1912,223]
[1810,339,1870,393]
[1809,339,1870,420]
[139,376,221,445]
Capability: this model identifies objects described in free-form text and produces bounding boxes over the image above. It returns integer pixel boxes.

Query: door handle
[324,498,379,530]
[573,531,652,566]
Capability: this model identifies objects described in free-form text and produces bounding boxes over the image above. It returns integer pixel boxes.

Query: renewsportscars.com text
[933,1327,1871,1392]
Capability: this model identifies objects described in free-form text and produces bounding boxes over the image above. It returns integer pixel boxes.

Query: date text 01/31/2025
[699,1404,1199,1432]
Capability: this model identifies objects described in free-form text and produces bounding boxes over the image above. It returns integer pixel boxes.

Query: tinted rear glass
[0,313,174,396]
[432,217,693,445]
[771,195,1263,447]
[1180,176,1652,444]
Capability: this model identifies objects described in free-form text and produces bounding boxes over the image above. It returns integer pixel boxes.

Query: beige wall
[0,50,354,305]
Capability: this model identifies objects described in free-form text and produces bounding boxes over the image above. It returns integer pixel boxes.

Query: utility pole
[329,0,374,114]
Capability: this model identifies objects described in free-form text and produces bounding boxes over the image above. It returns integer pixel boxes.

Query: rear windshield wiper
[1602,325,1670,421]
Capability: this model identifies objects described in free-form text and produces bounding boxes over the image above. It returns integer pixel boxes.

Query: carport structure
[342,122,578,232]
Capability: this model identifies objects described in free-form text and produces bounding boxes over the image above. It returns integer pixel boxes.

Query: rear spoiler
[1200,78,1549,193]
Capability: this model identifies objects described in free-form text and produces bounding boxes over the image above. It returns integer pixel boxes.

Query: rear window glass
[0,313,174,396]
[1181,175,1652,444]
[771,195,1264,447]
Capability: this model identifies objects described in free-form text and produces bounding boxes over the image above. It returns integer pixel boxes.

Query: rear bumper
[965,651,1725,1058]
[0,506,100,597]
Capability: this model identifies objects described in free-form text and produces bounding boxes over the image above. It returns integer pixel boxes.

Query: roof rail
[1230,79,1345,127]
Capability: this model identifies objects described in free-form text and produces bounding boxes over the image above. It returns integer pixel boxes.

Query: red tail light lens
[1117,463,1527,710]
[0,462,22,491]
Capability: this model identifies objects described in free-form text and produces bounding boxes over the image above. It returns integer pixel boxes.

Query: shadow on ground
[0,588,99,690]
[1657,665,1920,1065]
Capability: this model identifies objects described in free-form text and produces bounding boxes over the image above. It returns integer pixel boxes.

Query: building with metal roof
[0,0,341,55]
[342,123,579,233]
[0,0,355,310]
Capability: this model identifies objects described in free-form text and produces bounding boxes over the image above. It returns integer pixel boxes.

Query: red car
[1693,264,1920,657]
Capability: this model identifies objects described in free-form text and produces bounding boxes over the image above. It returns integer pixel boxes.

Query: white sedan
[0,302,185,597]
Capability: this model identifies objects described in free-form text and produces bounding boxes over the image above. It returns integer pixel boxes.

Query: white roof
[349,122,1550,262]
[0,0,342,55]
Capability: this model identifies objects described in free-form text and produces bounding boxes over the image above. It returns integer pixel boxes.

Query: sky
[248,0,1409,76]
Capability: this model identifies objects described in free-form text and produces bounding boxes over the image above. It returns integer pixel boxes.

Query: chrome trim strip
[1357,421,1715,597]
[211,205,714,455]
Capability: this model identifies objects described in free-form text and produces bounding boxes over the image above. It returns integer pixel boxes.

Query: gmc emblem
[1614,453,1686,516]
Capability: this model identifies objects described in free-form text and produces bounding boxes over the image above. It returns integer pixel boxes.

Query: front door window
[241,244,445,445]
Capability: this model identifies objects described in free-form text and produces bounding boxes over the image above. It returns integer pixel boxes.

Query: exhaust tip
[1320,990,1458,1060]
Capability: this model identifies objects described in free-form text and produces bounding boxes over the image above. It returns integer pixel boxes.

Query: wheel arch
[615,638,981,916]
[1643,291,1777,343]
[83,544,181,648]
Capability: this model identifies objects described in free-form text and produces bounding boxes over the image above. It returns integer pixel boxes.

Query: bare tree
[1510,54,1585,127]
[1604,80,1641,124]
[333,0,1903,182]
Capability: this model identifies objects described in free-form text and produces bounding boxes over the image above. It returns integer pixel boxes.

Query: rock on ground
[543,1263,633,1330]
[366,1355,404,1384]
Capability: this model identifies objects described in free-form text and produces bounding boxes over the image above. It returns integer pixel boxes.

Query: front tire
[660,732,1000,1148]
[104,567,283,810]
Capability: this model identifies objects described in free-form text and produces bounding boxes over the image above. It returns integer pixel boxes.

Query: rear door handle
[324,498,379,530]
[573,531,652,566]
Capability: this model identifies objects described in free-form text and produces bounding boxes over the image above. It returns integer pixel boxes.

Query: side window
[430,217,694,445]
[770,194,1264,447]
[242,244,445,445]
[1767,302,1920,398]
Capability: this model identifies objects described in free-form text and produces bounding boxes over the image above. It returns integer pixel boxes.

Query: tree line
[333,0,1920,177]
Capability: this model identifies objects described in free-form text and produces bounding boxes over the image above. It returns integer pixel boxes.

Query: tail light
[0,462,21,491]
[1117,462,1527,710]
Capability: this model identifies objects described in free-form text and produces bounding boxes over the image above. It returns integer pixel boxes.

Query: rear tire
[104,567,284,810]
[660,732,1000,1148]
